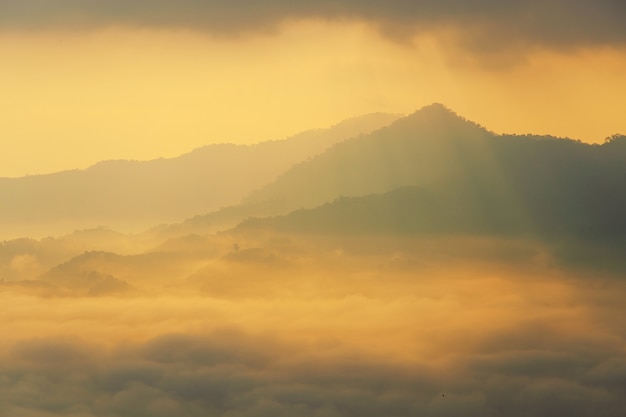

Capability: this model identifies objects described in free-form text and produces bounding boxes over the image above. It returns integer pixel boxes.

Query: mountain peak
[419,102,452,112]
[396,103,488,135]
[410,103,464,121]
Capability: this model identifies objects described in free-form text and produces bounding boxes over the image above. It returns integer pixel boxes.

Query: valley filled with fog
[2,105,626,416]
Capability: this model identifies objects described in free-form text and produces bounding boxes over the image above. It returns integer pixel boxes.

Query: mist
[2,105,626,416]
[1,230,625,416]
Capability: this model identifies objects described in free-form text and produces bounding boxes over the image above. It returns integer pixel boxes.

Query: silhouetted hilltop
[232,105,626,242]
[235,177,626,242]
[161,105,626,240]
[161,104,489,235]
[4,110,626,291]
[243,103,494,208]
[0,112,399,239]
[238,186,506,235]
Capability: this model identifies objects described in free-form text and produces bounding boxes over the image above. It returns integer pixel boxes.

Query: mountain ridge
[0,112,400,239]
[164,104,625,240]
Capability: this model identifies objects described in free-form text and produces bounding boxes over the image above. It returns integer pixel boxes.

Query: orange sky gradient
[1,17,625,177]
[2,4,626,414]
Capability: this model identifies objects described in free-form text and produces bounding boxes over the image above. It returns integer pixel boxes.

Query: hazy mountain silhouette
[5,103,626,417]
[4,103,626,285]
[156,104,493,236]
[237,186,519,235]
[233,104,626,242]
[0,226,158,284]
[152,199,293,238]
[234,179,626,273]
[235,180,625,241]
[243,103,495,208]
[0,112,399,239]
[37,246,209,295]
[157,104,626,241]
[39,251,136,296]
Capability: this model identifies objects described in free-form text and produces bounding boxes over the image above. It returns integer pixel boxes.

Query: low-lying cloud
[2,323,625,416]
[2,242,625,416]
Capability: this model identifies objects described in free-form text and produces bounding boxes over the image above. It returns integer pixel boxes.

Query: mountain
[37,240,220,295]
[160,104,626,240]
[155,104,492,236]
[242,103,495,208]
[233,183,626,273]
[236,186,522,236]
[236,175,626,240]
[7,103,626,293]
[0,227,155,283]
[226,104,625,241]
[0,112,400,239]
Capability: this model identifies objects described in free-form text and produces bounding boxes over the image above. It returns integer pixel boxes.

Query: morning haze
[2,104,626,416]
[0,112,397,239]
[1,1,626,416]
[2,1,626,177]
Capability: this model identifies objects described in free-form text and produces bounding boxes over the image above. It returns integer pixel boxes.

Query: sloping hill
[151,104,626,240]
[243,103,500,207]
[159,104,495,236]
[237,186,523,236]
[0,112,399,239]
[233,104,626,241]
[237,172,626,243]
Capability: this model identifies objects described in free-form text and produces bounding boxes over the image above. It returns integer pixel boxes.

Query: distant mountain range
[175,104,626,241]
[7,102,624,243]
[236,177,626,242]
[244,103,494,208]
[159,104,497,236]
[3,103,626,292]
[0,112,399,239]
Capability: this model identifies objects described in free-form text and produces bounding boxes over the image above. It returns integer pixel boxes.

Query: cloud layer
[2,235,626,417]
[2,306,626,417]
[1,0,625,50]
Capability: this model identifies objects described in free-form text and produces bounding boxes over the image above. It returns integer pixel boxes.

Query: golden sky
[1,1,625,177]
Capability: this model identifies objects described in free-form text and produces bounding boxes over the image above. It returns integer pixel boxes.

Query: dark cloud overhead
[1,0,625,50]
